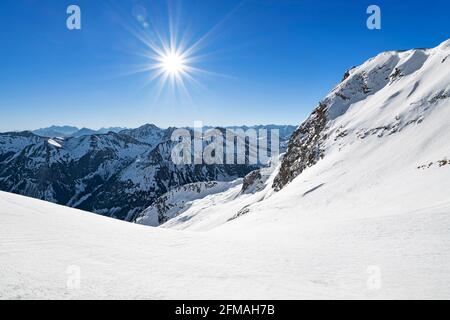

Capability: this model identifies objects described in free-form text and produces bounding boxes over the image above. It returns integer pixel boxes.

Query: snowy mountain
[33,125,79,138]
[33,126,127,138]
[274,40,450,191]
[141,39,450,234]
[0,124,294,220]
[119,124,168,148]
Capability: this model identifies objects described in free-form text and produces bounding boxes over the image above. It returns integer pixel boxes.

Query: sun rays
[107,0,244,105]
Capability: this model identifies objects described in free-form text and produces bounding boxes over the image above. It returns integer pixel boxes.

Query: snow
[159,159,280,231]
[0,132,41,153]
[1,185,450,299]
[135,180,242,227]
[160,182,247,230]
[1,40,450,299]
[47,139,62,148]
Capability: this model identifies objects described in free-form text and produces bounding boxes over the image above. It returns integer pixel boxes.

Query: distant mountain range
[32,126,127,138]
[31,124,297,139]
[0,124,296,220]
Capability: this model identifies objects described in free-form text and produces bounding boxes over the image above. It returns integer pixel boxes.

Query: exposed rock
[241,170,262,194]
[273,103,327,191]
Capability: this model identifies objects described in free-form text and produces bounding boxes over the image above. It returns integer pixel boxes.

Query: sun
[160,51,187,76]
[147,45,199,96]
[122,1,239,99]
[124,1,237,99]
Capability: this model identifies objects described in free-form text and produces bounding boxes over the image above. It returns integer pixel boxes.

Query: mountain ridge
[0,124,295,220]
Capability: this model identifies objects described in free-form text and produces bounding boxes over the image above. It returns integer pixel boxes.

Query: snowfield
[1,40,450,299]
[1,189,450,299]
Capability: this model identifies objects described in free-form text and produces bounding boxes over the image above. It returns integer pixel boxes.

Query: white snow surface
[47,139,62,148]
[135,180,242,227]
[1,40,450,299]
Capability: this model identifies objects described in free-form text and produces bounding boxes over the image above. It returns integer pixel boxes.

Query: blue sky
[0,0,449,131]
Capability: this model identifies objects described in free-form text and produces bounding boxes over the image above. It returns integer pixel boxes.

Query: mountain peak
[273,40,450,191]
[438,38,450,52]
[137,123,160,131]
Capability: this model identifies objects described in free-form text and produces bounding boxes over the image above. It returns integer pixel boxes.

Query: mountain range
[33,126,127,138]
[0,124,296,220]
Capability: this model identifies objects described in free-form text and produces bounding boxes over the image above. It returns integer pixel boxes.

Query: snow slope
[1,188,450,299]
[157,158,281,231]
[134,180,243,226]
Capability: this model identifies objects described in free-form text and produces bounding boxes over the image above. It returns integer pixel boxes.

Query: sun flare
[160,51,187,76]
[147,45,199,95]
[125,2,233,99]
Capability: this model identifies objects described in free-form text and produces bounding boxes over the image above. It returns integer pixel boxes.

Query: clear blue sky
[0,0,449,131]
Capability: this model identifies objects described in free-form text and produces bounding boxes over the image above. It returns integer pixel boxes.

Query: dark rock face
[341,66,356,82]
[241,170,262,194]
[272,103,328,191]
